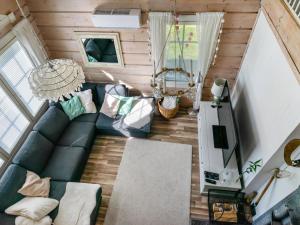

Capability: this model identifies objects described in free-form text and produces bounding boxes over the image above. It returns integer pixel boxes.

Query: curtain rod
[146,11,226,15]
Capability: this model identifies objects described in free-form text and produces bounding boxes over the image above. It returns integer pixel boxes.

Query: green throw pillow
[60,96,85,120]
[112,96,135,116]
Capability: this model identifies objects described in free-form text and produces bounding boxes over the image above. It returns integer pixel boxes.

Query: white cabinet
[198,101,242,194]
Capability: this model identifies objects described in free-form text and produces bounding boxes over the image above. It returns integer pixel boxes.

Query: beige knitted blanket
[54,182,100,225]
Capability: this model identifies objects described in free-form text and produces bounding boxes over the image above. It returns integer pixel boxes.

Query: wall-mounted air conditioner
[91,9,141,28]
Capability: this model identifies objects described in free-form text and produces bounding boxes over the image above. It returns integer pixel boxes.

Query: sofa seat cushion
[122,122,151,138]
[13,131,54,173]
[96,113,123,136]
[96,113,151,138]
[33,107,69,143]
[41,146,87,181]
[73,113,99,123]
[0,165,27,211]
[57,122,95,149]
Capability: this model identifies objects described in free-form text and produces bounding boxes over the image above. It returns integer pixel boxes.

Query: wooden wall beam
[27,0,260,13]
[32,12,257,29]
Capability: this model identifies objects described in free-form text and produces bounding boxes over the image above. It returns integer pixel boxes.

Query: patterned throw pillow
[60,96,85,120]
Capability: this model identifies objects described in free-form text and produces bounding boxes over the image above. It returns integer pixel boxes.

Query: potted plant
[236,159,263,183]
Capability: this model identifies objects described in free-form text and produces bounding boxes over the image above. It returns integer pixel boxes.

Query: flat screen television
[212,81,239,168]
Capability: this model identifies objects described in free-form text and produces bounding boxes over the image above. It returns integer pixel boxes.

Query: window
[0,37,45,171]
[164,16,198,84]
[165,24,198,63]
[0,41,44,116]
[165,16,198,70]
[0,86,29,153]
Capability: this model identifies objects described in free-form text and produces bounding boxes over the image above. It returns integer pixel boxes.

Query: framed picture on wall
[75,32,124,67]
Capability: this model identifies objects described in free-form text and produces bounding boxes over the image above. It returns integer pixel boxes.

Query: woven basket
[158,99,179,119]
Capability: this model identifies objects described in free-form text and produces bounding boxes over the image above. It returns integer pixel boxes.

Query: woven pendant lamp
[28,59,85,101]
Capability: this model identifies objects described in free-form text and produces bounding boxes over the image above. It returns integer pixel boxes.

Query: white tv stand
[198,101,242,194]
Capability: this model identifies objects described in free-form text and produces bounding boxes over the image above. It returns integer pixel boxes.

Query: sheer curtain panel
[195,12,224,104]
[12,18,48,66]
[149,12,172,72]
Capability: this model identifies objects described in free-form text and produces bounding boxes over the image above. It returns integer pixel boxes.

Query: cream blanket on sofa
[54,182,100,225]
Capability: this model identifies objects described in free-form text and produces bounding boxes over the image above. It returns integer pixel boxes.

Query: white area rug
[104,138,192,225]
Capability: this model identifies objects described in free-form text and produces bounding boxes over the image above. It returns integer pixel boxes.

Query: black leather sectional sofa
[0,83,154,225]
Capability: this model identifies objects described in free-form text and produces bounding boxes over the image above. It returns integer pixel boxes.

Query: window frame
[283,0,300,26]
[0,33,48,175]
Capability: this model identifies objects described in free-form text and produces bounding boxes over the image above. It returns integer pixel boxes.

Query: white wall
[231,9,300,208]
[253,124,300,219]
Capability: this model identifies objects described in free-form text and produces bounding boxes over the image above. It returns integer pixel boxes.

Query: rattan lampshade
[28,59,85,101]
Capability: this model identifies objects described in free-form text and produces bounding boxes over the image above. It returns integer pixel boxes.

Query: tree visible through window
[165,24,198,70]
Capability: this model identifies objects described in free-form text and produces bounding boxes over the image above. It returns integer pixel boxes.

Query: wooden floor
[81,109,209,225]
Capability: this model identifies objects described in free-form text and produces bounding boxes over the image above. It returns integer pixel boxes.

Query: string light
[212,18,225,67]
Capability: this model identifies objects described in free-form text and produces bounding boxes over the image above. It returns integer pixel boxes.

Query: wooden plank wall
[262,0,300,83]
[26,0,260,99]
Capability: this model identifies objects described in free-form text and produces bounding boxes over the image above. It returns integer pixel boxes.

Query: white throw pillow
[100,94,120,118]
[124,98,153,129]
[5,197,59,221]
[15,216,52,225]
[73,89,97,113]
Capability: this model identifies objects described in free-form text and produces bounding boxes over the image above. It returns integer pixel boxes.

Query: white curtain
[12,18,48,66]
[149,12,172,73]
[194,12,224,108]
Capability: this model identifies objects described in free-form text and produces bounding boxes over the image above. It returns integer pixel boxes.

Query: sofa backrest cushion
[96,84,128,108]
[0,165,26,211]
[33,107,69,143]
[13,131,54,174]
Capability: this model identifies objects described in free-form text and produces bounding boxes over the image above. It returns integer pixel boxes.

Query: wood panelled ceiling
[25,0,261,99]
